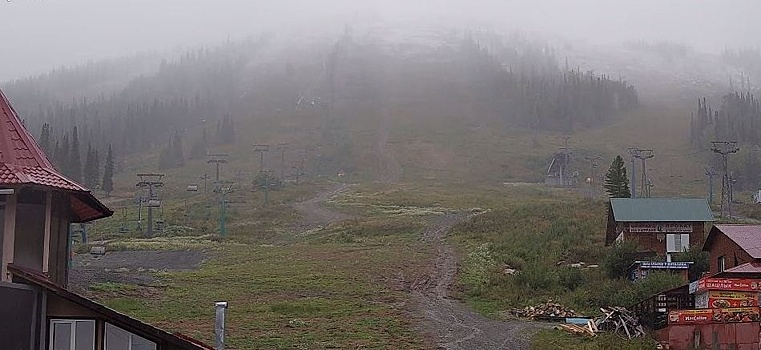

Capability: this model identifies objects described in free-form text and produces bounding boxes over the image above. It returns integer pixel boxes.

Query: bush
[558,267,584,291]
[629,271,684,305]
[603,241,639,279]
[672,248,710,281]
[513,264,557,292]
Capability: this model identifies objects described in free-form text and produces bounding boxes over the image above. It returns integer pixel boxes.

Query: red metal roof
[706,225,761,259]
[723,262,761,274]
[0,89,111,221]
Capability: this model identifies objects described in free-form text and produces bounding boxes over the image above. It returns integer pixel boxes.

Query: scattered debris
[509,300,580,320]
[557,322,597,337]
[502,264,519,275]
[593,307,646,339]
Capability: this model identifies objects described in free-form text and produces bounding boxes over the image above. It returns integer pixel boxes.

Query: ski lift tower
[136,173,164,238]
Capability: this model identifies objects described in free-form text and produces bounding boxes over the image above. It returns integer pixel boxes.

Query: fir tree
[39,123,51,155]
[102,144,114,196]
[70,126,83,182]
[604,155,631,198]
[92,150,100,189]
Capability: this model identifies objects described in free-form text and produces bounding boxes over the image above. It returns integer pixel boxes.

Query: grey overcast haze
[1,0,760,82]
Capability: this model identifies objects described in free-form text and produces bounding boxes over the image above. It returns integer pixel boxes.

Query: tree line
[38,123,115,195]
[691,92,761,189]
[456,36,639,132]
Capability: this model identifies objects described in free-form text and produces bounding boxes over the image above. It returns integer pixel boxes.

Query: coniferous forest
[3,33,639,182]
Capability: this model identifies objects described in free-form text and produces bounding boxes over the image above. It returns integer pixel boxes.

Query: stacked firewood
[510,301,580,320]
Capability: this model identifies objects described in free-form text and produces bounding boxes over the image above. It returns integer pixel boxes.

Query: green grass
[449,190,683,317]
[97,214,430,349]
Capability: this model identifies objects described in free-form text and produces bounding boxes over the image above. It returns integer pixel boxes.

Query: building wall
[625,222,706,256]
[49,192,70,287]
[706,232,755,274]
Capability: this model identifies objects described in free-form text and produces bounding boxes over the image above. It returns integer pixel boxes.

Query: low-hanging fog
[1,0,761,82]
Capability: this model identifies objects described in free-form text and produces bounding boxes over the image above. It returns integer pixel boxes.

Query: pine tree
[173,130,185,167]
[60,134,70,176]
[92,150,100,189]
[83,143,96,188]
[39,123,51,155]
[604,155,631,198]
[70,126,83,182]
[102,144,114,196]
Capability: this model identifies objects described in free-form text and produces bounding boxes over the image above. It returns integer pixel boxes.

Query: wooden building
[702,225,761,275]
[606,198,714,257]
[0,90,211,350]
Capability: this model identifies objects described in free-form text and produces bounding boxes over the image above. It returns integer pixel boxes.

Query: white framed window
[105,323,157,350]
[49,319,95,350]
[719,256,726,272]
[666,233,690,253]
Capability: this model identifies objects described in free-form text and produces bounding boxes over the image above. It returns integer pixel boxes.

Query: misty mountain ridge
[0,26,751,185]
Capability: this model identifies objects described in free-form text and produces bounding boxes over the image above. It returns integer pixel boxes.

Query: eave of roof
[703,224,761,258]
[610,198,715,222]
[8,264,213,350]
[0,89,112,222]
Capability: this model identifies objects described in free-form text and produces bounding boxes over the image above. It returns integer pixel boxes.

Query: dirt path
[292,183,353,229]
[412,214,536,350]
[69,250,207,293]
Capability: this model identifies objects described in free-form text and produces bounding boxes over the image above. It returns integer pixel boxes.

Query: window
[49,320,95,350]
[718,256,726,272]
[666,234,690,252]
[105,323,157,350]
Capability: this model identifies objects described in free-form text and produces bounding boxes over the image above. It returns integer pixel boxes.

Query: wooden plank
[42,190,52,274]
[2,194,17,281]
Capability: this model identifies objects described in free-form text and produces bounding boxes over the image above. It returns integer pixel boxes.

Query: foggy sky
[1,0,760,82]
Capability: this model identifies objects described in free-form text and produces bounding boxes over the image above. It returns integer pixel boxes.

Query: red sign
[668,307,760,325]
[695,278,761,293]
[695,291,760,309]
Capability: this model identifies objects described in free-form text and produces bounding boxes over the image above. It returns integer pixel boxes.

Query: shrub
[629,271,684,305]
[603,241,640,279]
[513,264,557,292]
[558,267,584,291]
[672,248,710,281]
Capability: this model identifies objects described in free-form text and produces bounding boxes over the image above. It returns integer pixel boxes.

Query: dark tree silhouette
[604,155,631,198]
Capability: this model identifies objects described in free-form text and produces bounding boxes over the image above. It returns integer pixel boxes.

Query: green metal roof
[610,198,715,222]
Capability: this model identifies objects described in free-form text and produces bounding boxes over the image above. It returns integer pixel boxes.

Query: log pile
[593,307,646,339]
[510,300,580,320]
[555,307,646,339]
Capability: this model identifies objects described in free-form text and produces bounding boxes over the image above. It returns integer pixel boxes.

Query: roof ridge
[0,89,56,169]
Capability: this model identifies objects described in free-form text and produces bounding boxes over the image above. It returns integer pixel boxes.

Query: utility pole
[584,155,602,198]
[276,142,289,180]
[637,150,654,198]
[291,158,305,185]
[214,182,234,237]
[705,166,718,205]
[558,137,572,187]
[207,154,229,184]
[260,170,274,206]
[711,141,740,218]
[135,173,164,238]
[253,144,270,174]
[629,149,654,197]
[628,148,637,198]
[200,173,211,195]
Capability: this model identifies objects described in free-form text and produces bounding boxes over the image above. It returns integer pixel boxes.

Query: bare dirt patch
[68,250,207,293]
[412,214,538,350]
[292,183,353,230]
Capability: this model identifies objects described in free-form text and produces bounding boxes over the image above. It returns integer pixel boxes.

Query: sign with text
[695,291,760,309]
[628,222,692,233]
[669,307,760,325]
[695,278,761,293]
